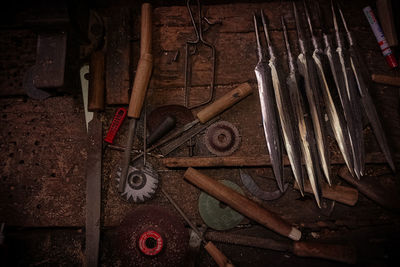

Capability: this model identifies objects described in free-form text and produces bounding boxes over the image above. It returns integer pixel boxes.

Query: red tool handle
[104,107,127,144]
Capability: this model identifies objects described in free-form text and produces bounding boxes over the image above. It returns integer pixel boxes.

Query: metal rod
[161,188,206,243]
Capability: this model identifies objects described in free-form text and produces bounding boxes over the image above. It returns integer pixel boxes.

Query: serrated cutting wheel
[116,164,159,202]
[204,121,240,156]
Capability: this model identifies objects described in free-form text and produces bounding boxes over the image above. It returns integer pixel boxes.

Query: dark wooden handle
[372,74,400,87]
[293,241,357,264]
[196,83,252,123]
[204,242,234,267]
[294,180,358,206]
[338,166,400,211]
[88,50,105,111]
[184,168,301,241]
[376,0,398,47]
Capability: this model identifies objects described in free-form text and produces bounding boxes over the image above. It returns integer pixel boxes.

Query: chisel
[119,3,153,193]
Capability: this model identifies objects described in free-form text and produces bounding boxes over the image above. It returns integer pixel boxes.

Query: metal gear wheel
[116,164,159,202]
[204,121,241,156]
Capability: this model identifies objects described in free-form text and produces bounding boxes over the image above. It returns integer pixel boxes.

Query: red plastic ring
[138,230,163,256]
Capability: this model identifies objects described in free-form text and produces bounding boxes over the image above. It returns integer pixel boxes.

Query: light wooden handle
[204,242,234,267]
[372,74,400,87]
[294,180,358,206]
[293,241,357,264]
[196,83,252,123]
[184,168,301,241]
[140,3,152,56]
[88,50,105,111]
[128,3,152,118]
[128,53,153,118]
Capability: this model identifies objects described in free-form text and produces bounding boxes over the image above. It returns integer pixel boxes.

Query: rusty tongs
[184,0,216,109]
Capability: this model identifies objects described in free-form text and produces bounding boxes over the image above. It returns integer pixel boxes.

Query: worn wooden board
[0,97,87,227]
[0,29,36,96]
[0,0,400,266]
[105,8,131,105]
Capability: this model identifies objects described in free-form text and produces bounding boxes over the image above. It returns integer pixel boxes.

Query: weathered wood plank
[105,8,131,105]
[0,97,86,227]
[150,0,385,90]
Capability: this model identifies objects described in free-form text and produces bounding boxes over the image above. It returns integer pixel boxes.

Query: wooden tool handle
[140,3,152,56]
[128,3,152,118]
[204,241,234,267]
[294,180,358,206]
[293,241,357,264]
[338,167,400,211]
[184,168,301,241]
[162,156,290,167]
[196,83,252,123]
[162,152,388,168]
[128,53,153,118]
[376,0,398,47]
[88,50,105,111]
[372,74,400,87]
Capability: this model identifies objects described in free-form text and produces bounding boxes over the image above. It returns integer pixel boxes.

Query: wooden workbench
[0,0,399,266]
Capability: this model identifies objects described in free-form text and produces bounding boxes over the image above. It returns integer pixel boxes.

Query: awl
[119,3,153,193]
[162,188,234,267]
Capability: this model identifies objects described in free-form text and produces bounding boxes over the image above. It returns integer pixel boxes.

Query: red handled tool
[104,107,127,144]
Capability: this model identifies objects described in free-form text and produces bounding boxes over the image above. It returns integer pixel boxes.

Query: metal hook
[184,0,216,109]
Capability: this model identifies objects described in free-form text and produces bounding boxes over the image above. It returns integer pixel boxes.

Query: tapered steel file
[293,2,332,186]
[338,6,395,172]
[303,1,354,177]
[331,1,365,178]
[282,16,322,207]
[260,10,304,194]
[253,13,284,191]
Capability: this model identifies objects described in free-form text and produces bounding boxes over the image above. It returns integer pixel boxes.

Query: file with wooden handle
[184,168,301,241]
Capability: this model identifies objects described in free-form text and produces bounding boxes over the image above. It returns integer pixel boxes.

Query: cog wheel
[116,163,159,202]
[204,121,241,156]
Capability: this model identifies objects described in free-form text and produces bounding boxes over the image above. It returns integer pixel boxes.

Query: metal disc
[116,205,189,267]
[198,180,244,231]
[115,163,159,203]
[204,121,240,156]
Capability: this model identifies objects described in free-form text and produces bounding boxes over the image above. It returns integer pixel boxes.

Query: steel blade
[85,113,102,267]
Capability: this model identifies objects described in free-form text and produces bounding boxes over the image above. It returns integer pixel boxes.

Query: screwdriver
[161,188,234,267]
[119,3,153,193]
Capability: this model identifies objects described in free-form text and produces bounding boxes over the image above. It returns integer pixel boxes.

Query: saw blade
[115,163,159,203]
[239,169,288,201]
[198,180,244,231]
[116,205,189,267]
[204,121,240,156]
